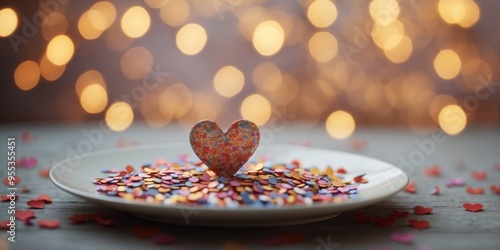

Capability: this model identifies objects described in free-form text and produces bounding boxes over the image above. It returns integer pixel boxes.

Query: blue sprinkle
[218,176,228,183]
[217,183,224,190]
[185,181,193,187]
[270,192,278,199]
[170,174,178,178]
[241,192,253,204]
[148,189,158,196]
[132,182,142,187]
[268,176,277,185]
[106,191,117,196]
[305,191,314,197]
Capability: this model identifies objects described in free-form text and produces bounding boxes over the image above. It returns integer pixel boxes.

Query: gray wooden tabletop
[1,123,499,250]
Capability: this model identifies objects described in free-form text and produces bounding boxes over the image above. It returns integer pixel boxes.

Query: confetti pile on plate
[93,157,366,208]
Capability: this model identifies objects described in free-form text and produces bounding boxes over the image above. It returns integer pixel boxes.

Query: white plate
[50,143,408,227]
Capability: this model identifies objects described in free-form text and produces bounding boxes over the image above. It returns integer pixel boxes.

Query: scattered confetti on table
[466,187,484,195]
[424,165,441,177]
[390,232,413,244]
[93,156,365,208]
[27,200,45,209]
[404,180,416,193]
[470,170,487,181]
[409,219,430,230]
[374,216,396,227]
[392,209,409,218]
[37,219,60,229]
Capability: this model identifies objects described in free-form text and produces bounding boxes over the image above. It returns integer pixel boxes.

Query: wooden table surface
[1,123,499,250]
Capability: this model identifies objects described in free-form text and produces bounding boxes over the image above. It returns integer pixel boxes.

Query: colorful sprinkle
[470,170,487,181]
[429,186,440,195]
[424,165,440,177]
[404,181,416,193]
[466,187,484,195]
[390,232,413,244]
[446,177,465,187]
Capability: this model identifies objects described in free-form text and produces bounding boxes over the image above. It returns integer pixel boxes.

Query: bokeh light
[80,84,108,114]
[14,61,40,91]
[160,0,190,27]
[105,102,134,131]
[438,104,466,135]
[241,94,272,126]
[0,8,17,37]
[46,35,74,66]
[308,32,338,62]
[176,23,207,55]
[120,46,153,80]
[370,0,400,26]
[438,0,480,28]
[90,1,116,30]
[434,49,461,80]
[75,70,106,97]
[326,110,356,139]
[158,83,193,119]
[252,20,284,56]
[41,12,68,41]
[213,66,245,98]
[307,0,337,28]
[253,62,282,92]
[383,35,413,63]
[121,6,150,38]
[39,55,66,81]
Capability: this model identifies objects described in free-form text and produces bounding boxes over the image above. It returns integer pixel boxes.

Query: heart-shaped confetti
[446,177,465,187]
[27,199,45,209]
[19,157,38,168]
[39,168,50,178]
[463,203,483,212]
[390,232,413,244]
[404,181,416,193]
[414,205,432,215]
[429,186,440,195]
[153,232,177,245]
[37,194,52,203]
[490,185,500,194]
[374,216,396,227]
[132,225,160,239]
[337,167,347,174]
[470,170,487,181]
[189,120,260,177]
[409,219,430,230]
[38,219,60,229]
[15,210,36,224]
[3,176,21,186]
[392,210,409,218]
[424,165,441,177]
[354,212,372,223]
[0,221,11,230]
[1,195,18,202]
[466,187,484,195]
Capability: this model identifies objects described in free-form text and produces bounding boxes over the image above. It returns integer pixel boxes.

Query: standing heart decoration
[189,120,260,177]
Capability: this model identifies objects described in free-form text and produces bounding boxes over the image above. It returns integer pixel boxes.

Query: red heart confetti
[27,199,45,209]
[466,187,484,195]
[39,168,51,178]
[125,165,135,173]
[21,185,30,193]
[353,174,368,183]
[3,176,21,186]
[1,194,18,202]
[392,210,409,218]
[38,219,60,229]
[132,225,160,239]
[153,232,177,245]
[15,210,36,224]
[354,212,372,223]
[424,165,441,177]
[463,203,483,212]
[96,218,116,227]
[21,131,36,143]
[404,181,416,193]
[470,170,487,181]
[409,219,430,230]
[429,186,440,195]
[0,221,11,230]
[337,167,347,174]
[189,120,260,177]
[490,185,500,194]
[374,216,396,227]
[37,194,52,203]
[390,232,413,244]
[414,205,433,215]
[69,214,92,224]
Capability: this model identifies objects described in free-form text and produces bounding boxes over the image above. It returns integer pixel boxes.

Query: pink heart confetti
[390,232,413,244]
[463,203,483,212]
[189,120,260,177]
[446,177,465,187]
[429,186,440,195]
[19,157,38,168]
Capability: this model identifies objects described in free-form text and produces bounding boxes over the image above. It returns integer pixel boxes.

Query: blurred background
[1,0,499,139]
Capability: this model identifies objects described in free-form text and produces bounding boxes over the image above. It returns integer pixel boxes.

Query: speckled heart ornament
[189,120,260,177]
